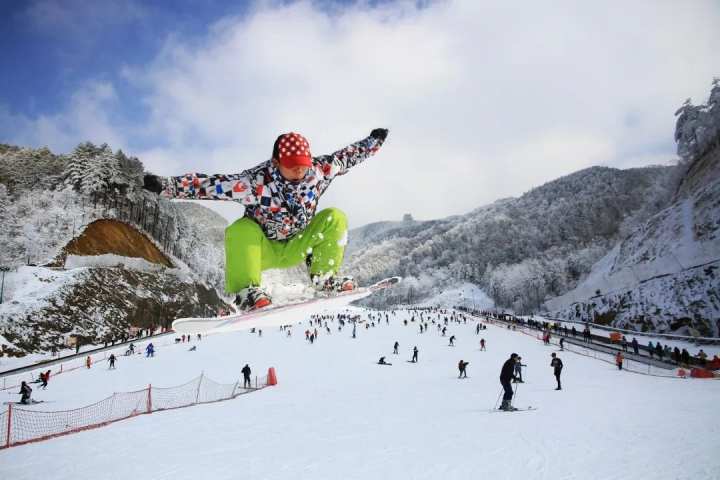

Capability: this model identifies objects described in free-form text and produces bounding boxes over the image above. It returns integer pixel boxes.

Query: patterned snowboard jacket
[162,134,386,240]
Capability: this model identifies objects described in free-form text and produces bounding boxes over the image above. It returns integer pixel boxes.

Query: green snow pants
[224,208,348,294]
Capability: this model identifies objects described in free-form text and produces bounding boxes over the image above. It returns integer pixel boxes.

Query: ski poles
[494,387,503,410]
[512,381,519,407]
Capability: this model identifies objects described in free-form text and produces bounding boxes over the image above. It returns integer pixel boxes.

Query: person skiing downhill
[144,129,389,311]
[615,351,624,370]
[19,381,32,405]
[458,360,469,378]
[550,353,563,390]
[513,356,526,383]
[499,354,519,411]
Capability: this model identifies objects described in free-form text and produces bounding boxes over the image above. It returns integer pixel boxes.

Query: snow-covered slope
[1,305,718,479]
[547,145,720,335]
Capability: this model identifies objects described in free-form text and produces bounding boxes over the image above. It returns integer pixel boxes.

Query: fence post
[195,373,203,404]
[231,380,239,397]
[147,384,152,413]
[6,403,12,448]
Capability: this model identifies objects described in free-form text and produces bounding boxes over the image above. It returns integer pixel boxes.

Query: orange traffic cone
[267,367,278,386]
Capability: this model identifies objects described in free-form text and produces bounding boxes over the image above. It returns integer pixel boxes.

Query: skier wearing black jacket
[19,381,32,405]
[241,364,252,389]
[551,353,563,390]
[499,353,518,410]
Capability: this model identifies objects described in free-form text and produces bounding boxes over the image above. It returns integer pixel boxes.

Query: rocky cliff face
[1,266,227,353]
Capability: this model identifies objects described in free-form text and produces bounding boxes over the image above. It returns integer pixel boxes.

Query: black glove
[143,174,164,195]
[370,128,388,141]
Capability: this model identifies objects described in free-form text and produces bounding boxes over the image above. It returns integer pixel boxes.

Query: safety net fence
[2,369,275,449]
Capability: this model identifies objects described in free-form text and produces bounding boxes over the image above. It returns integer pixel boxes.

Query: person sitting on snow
[143,129,389,311]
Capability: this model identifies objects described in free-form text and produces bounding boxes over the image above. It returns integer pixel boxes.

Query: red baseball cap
[276,132,312,168]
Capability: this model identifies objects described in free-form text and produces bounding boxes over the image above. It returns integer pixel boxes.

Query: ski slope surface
[1,304,719,480]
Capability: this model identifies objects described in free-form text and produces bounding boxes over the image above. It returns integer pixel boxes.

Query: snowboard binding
[234,287,272,311]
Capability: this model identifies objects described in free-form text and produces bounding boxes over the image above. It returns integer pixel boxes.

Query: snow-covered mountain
[345,164,675,312]
[546,145,720,336]
[0,144,232,354]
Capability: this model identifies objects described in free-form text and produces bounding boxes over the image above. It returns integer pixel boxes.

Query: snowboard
[172,277,401,334]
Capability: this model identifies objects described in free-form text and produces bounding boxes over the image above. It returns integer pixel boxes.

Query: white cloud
[7,0,720,226]
[1,82,125,152]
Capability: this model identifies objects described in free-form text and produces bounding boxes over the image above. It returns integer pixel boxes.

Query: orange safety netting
[2,371,273,449]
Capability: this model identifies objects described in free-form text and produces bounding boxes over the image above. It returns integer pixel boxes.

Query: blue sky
[1,1,254,124]
[1,0,718,226]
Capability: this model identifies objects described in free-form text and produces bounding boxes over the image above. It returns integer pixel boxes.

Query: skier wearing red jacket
[144,129,389,310]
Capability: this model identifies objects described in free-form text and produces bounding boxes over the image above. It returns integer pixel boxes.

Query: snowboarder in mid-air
[499,354,519,411]
[144,129,389,311]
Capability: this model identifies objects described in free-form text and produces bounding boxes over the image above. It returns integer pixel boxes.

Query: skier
[108,354,117,369]
[499,354,519,411]
[41,370,51,389]
[559,337,565,351]
[458,360,469,378]
[241,364,252,388]
[513,356,526,383]
[393,341,399,355]
[449,335,455,346]
[145,343,155,358]
[621,336,628,352]
[85,355,92,369]
[144,129,389,311]
[19,381,32,405]
[631,337,639,355]
[411,346,419,363]
[480,338,486,351]
[615,351,624,370]
[475,323,480,335]
[378,356,391,365]
[550,353,563,390]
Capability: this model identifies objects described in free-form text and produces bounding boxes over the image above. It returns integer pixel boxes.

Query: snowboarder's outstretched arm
[314,129,388,180]
[144,169,260,206]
